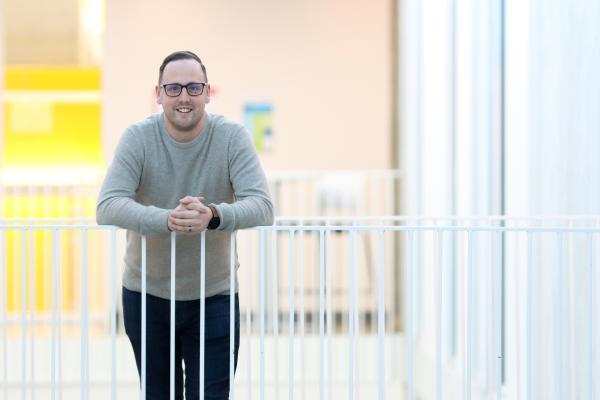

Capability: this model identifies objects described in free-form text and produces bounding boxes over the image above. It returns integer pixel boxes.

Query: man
[97,50,273,399]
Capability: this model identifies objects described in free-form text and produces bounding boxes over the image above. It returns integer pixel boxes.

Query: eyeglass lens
[164,83,205,96]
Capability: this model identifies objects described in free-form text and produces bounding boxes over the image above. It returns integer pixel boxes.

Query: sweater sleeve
[212,128,274,231]
[96,129,170,234]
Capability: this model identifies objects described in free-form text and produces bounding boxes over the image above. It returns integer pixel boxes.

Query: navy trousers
[123,287,240,400]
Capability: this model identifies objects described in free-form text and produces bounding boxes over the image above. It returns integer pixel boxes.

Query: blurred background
[1,0,599,220]
[0,0,599,399]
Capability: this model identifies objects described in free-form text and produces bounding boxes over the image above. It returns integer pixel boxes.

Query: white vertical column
[271,229,280,400]
[259,229,266,400]
[110,228,117,400]
[199,231,206,400]
[141,236,147,400]
[377,229,386,400]
[288,230,296,400]
[435,230,444,400]
[81,230,89,400]
[229,232,236,400]
[169,232,176,400]
[319,229,325,400]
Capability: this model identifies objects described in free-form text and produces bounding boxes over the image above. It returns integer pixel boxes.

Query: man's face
[156,59,210,139]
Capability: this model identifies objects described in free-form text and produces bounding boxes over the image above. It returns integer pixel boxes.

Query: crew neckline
[159,112,211,148]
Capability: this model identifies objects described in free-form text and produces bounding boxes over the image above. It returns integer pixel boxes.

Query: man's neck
[165,114,206,143]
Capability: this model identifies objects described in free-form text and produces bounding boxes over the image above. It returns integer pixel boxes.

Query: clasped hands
[167,196,212,235]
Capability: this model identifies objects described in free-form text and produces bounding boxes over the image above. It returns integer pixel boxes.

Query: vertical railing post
[229,232,237,400]
[141,235,147,400]
[81,229,89,400]
[110,228,118,400]
[556,232,565,399]
[199,231,206,400]
[377,229,386,400]
[288,229,296,400]
[29,229,36,400]
[21,229,27,400]
[348,229,359,400]
[466,231,475,400]
[435,230,444,400]
[325,223,333,400]
[407,231,414,400]
[259,229,266,400]
[495,230,502,400]
[588,232,595,400]
[51,229,58,400]
[169,232,176,400]
[319,228,325,400]
[271,229,280,400]
[298,229,305,400]
[1,229,6,400]
[526,232,533,400]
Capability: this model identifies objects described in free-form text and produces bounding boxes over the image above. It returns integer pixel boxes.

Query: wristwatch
[207,205,220,230]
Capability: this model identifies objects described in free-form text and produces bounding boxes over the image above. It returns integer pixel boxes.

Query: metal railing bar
[288,230,296,400]
[21,230,27,400]
[589,233,595,400]
[407,231,414,400]
[199,231,206,400]
[259,230,266,400]
[298,230,305,400]
[141,236,147,400]
[169,233,176,400]
[435,230,443,400]
[245,231,252,400]
[526,233,533,400]
[556,232,565,399]
[466,231,474,400]
[318,229,325,400]
[50,230,57,400]
[377,229,386,400]
[1,231,7,400]
[348,230,357,400]
[110,229,117,400]
[229,232,236,400]
[271,229,280,400]
[29,229,36,400]
[81,230,89,400]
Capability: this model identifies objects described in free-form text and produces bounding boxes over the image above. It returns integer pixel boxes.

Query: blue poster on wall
[243,102,273,151]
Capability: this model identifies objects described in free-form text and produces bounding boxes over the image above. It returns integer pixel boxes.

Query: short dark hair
[158,51,208,84]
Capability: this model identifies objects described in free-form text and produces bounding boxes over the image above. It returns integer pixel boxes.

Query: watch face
[208,215,220,230]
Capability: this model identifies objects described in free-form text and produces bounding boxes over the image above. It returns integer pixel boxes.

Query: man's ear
[155,85,162,104]
[205,84,211,103]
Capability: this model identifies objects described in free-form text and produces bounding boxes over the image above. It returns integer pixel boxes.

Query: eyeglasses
[160,82,208,97]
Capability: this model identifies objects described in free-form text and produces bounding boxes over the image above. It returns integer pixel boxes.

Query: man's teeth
[177,108,192,113]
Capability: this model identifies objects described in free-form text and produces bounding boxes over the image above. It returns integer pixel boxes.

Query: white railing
[1,217,599,400]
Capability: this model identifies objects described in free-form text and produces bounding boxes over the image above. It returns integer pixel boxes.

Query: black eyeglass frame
[160,82,208,97]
